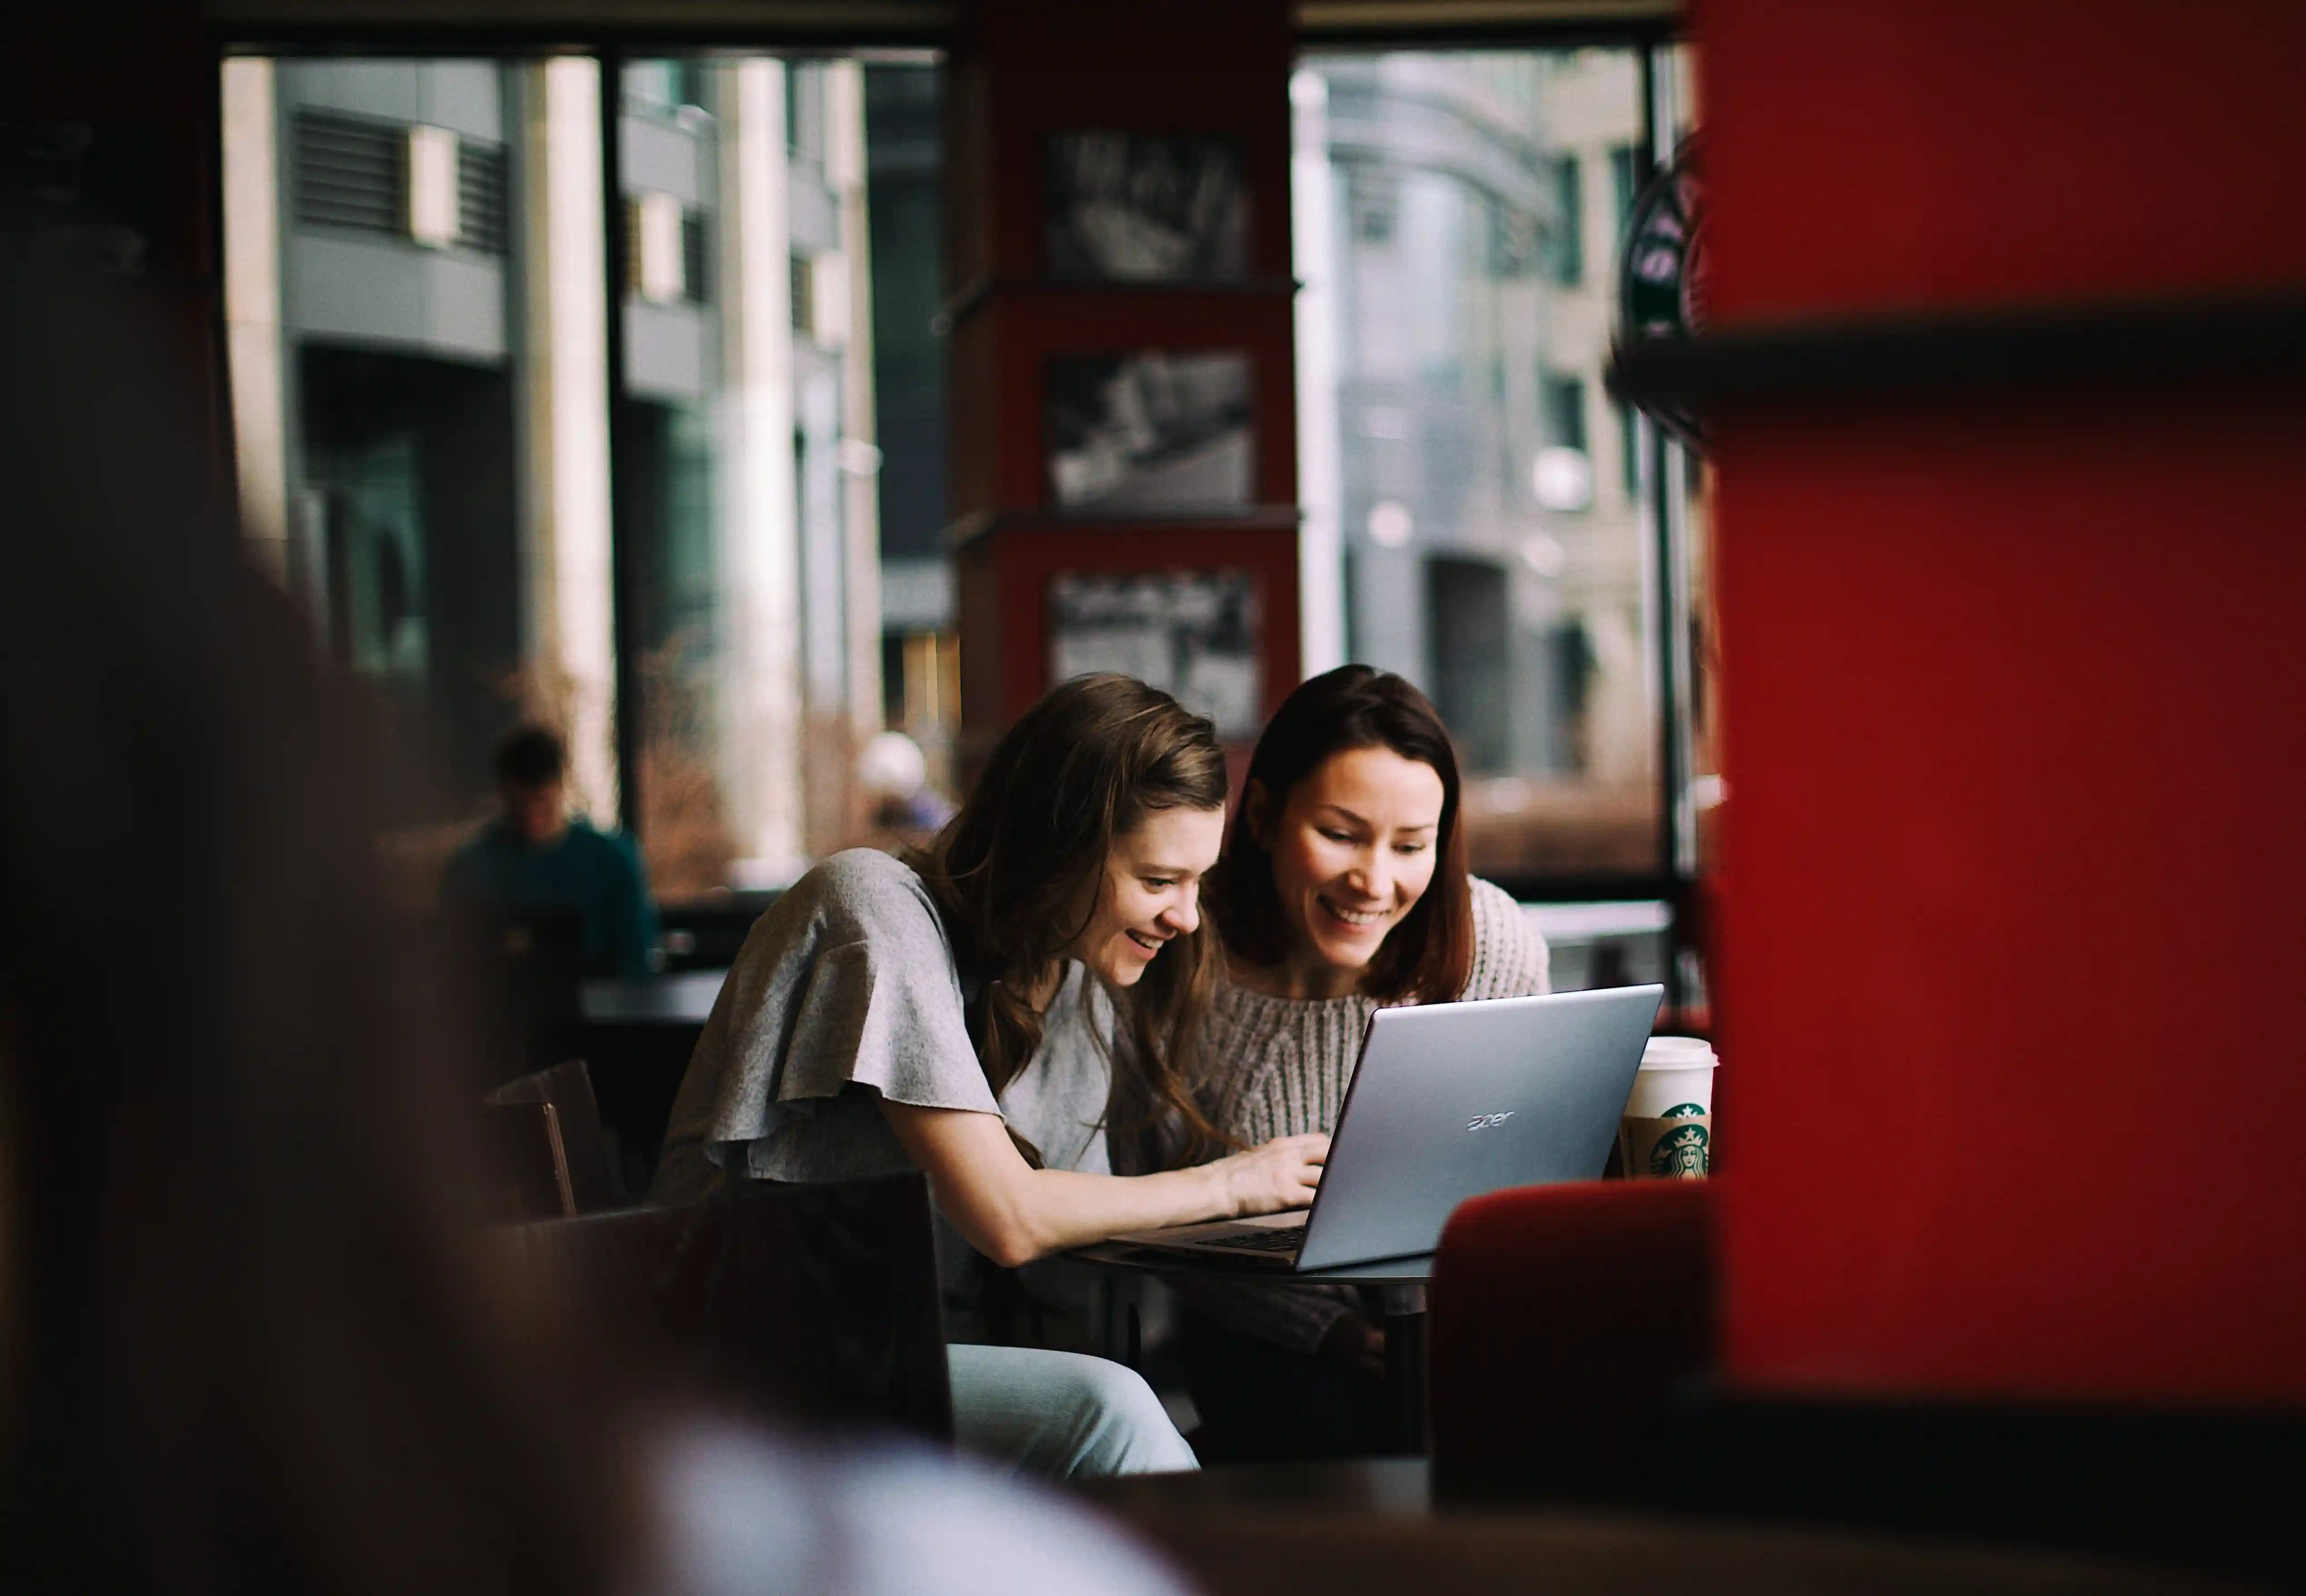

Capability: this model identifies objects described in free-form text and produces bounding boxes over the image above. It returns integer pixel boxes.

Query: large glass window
[223,51,947,906]
[1293,47,1669,886]
[225,56,588,859]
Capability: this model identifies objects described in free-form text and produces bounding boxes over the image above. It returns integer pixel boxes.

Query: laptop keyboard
[1188,1227,1304,1254]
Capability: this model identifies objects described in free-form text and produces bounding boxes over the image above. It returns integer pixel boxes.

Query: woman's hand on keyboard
[1212,1132,1329,1216]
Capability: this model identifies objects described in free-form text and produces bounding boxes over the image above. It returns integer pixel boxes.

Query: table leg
[1380,1283,1429,1455]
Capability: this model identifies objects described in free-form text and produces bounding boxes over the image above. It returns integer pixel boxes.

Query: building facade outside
[1295,46,1705,880]
[220,46,1702,900]
[223,54,918,899]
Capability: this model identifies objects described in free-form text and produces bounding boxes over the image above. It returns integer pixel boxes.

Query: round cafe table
[1066,1241,1435,1455]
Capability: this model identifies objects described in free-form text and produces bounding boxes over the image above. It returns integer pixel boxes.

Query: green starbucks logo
[1662,1102,1705,1120]
[1649,1120,1709,1178]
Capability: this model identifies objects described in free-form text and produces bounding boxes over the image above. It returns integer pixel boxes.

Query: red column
[1698,0,2306,1404]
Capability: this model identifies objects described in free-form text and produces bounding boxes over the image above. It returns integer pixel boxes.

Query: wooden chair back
[484,1057,623,1213]
[480,1098,576,1221]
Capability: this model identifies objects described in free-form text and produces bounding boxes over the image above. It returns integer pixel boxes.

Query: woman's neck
[1227,945,1363,1002]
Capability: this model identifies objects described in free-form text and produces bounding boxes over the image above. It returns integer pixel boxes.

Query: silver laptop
[1111,984,1664,1270]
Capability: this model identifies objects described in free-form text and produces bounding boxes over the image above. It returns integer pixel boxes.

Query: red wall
[1700,0,2306,1405]
[945,0,1302,757]
[1701,0,2306,320]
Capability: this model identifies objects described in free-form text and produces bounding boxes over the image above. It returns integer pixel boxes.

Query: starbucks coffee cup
[1619,1036,1717,1179]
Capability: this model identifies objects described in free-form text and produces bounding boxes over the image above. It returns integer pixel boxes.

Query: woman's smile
[1315,894,1389,930]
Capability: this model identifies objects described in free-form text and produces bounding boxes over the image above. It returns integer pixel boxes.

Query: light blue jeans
[947,1345,1199,1479]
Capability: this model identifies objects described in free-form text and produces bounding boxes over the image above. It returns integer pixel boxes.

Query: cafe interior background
[8,0,2302,1583]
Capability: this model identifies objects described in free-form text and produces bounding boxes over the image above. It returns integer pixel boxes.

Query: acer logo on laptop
[1465,1111,1515,1131]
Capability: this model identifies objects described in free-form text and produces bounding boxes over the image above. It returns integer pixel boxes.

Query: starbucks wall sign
[1615,134,1707,450]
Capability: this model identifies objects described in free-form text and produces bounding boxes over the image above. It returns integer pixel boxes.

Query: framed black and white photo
[1,122,168,275]
[1045,349,1255,516]
[1048,569,1261,739]
[1043,131,1249,283]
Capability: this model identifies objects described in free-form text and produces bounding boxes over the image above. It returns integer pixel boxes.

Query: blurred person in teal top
[442,724,660,979]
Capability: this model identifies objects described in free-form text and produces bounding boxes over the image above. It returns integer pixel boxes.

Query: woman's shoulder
[724,849,951,985]
[1466,875,1523,929]
[785,849,945,939]
[1463,876,1551,999]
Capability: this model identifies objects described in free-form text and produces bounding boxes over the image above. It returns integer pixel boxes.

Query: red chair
[1428,1180,1715,1504]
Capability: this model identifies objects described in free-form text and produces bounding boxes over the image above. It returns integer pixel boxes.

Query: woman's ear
[1240,779,1275,849]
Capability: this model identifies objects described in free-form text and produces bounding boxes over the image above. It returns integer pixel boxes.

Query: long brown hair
[910,674,1230,1158]
[0,231,644,1595]
[1209,665,1474,1004]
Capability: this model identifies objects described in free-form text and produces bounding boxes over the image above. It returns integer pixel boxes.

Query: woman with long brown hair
[1131,665,1551,1463]
[653,673,1329,1478]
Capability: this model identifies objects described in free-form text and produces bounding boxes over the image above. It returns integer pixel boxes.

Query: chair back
[480,1098,576,1220]
[496,1173,953,1444]
[1429,1179,1715,1503]
[484,1057,623,1212]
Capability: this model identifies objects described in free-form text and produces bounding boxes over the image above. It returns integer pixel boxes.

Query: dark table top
[1075,1457,1433,1517]
[1068,1240,1434,1287]
[579,969,726,1026]
[1068,1463,2231,1596]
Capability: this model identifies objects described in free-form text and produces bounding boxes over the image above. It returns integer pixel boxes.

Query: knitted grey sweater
[1150,878,1551,1355]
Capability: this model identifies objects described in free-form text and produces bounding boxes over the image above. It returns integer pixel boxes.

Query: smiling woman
[1241,744,1448,999]
[1062,805,1231,994]
[648,673,1329,1480]
[1122,665,1552,1463]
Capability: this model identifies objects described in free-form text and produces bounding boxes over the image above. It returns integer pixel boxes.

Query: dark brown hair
[0,236,644,1596]
[910,674,1230,1158]
[1208,664,1473,1004]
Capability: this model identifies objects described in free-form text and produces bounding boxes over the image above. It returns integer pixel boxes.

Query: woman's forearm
[993,1163,1238,1263]
[877,1098,1321,1267]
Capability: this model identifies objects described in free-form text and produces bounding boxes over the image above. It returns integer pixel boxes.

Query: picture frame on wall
[1045,348,1255,517]
[1048,569,1261,739]
[0,121,168,275]
[1043,131,1250,283]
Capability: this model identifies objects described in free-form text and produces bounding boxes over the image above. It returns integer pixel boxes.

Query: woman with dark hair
[0,237,1189,1594]
[1135,664,1550,1462]
[652,672,1330,1479]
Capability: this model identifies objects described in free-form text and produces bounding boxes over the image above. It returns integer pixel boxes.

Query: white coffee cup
[1624,1035,1717,1120]
[1619,1036,1717,1179]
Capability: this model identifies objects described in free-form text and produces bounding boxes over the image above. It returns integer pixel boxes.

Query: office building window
[1617,398,1642,502]
[1610,142,1641,251]
[1295,46,1663,882]
[1548,152,1583,286]
[1542,374,1587,452]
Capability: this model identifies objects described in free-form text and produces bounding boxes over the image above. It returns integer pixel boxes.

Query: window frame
[213,13,1707,1006]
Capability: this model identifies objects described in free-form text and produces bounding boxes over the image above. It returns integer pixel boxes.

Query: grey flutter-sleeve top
[1143,878,1551,1355]
[650,848,1118,1215]
[649,850,1000,1205]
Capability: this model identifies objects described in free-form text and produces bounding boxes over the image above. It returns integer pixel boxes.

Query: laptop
[1111,984,1664,1270]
